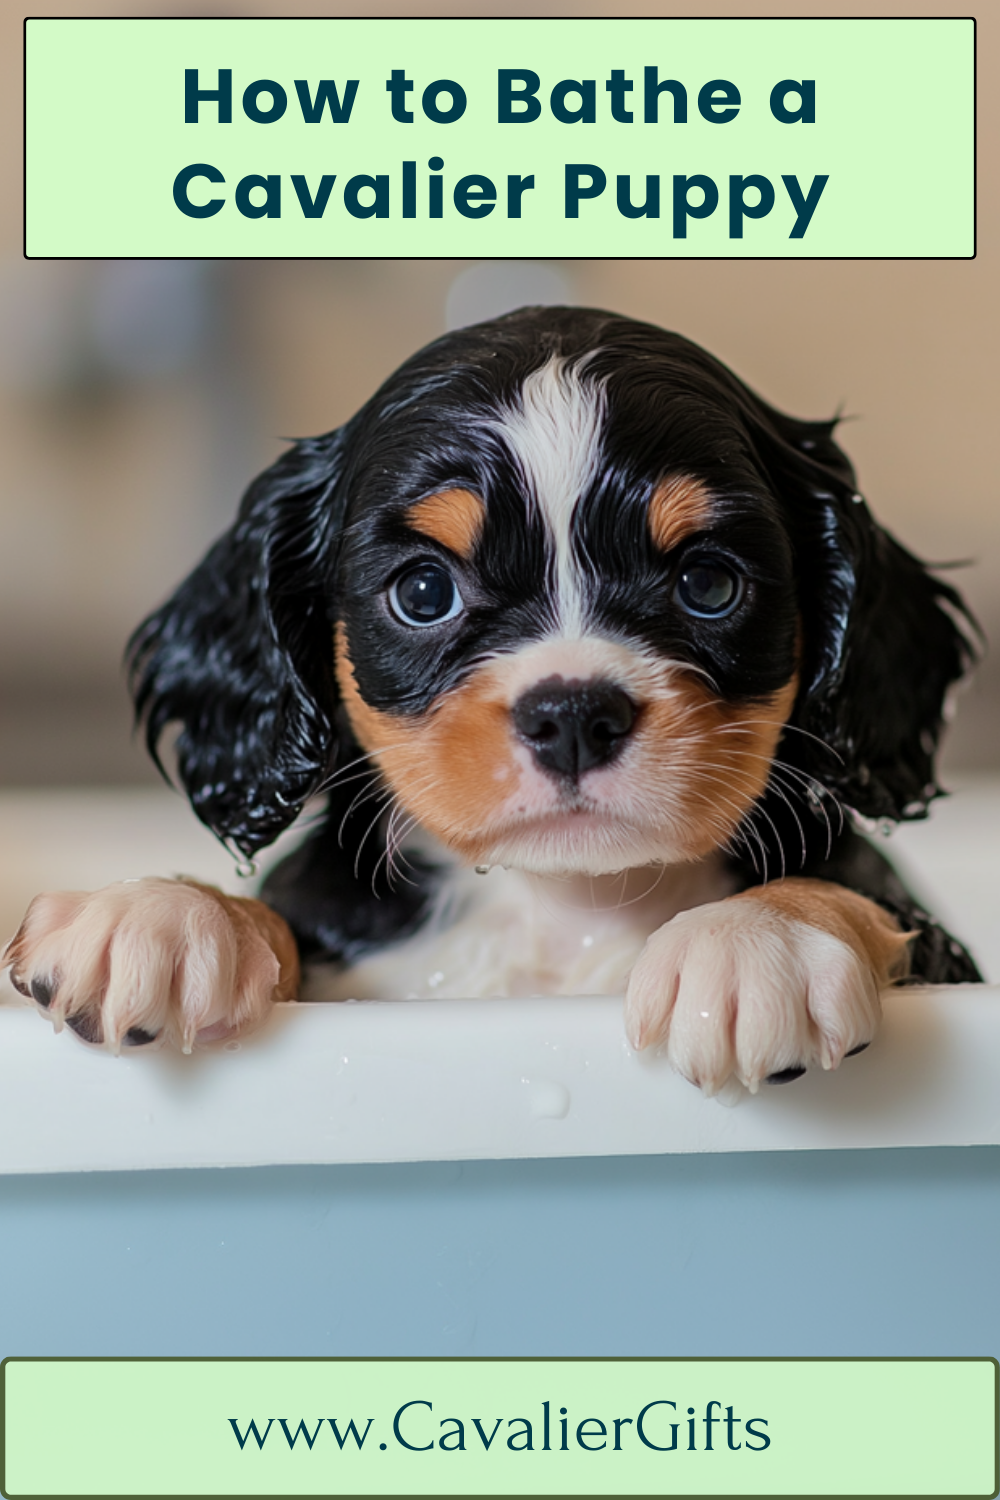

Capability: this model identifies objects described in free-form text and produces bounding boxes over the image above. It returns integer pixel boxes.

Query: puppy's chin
[444,811,719,878]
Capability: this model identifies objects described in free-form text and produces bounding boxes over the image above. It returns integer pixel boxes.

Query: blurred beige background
[1,0,996,789]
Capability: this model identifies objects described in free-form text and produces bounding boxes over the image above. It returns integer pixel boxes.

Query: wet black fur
[128,307,981,981]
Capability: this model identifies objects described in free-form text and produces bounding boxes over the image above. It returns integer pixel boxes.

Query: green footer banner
[2,1357,996,1496]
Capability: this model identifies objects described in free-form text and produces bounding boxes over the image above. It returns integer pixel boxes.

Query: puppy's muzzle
[512,677,637,779]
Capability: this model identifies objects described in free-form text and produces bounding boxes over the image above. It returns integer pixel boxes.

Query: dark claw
[30,976,55,1009]
[765,1066,807,1086]
[66,1012,105,1045]
[845,1042,870,1057]
[123,1026,159,1047]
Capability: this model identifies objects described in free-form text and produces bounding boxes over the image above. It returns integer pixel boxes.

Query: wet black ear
[795,498,978,821]
[128,425,354,857]
[741,402,979,822]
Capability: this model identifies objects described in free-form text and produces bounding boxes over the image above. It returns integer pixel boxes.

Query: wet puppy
[5,308,980,1093]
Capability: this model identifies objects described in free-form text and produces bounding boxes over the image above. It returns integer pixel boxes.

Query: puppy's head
[130,307,976,874]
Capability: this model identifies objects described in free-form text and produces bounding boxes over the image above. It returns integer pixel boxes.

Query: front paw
[624,898,883,1094]
[4,878,297,1052]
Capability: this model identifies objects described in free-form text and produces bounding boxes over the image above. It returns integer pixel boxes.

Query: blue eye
[675,559,743,618]
[389,563,464,627]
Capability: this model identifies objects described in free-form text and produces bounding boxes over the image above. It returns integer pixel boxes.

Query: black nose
[512,677,638,779]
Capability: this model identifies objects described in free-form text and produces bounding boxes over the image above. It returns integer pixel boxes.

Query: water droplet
[852,492,864,504]
[427,970,444,989]
[581,934,594,948]
[224,1040,241,1052]
[525,1078,571,1120]
[714,1078,746,1109]
[475,864,491,875]
[235,858,258,879]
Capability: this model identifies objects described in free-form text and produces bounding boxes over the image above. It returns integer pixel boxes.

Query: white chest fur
[303,854,737,1002]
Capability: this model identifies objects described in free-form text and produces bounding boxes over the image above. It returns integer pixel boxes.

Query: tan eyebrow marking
[648,474,714,553]
[405,488,486,559]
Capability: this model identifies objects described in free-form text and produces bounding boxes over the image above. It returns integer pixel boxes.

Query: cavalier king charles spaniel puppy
[5,307,981,1093]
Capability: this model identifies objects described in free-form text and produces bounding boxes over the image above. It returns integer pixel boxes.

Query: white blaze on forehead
[493,355,606,636]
